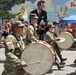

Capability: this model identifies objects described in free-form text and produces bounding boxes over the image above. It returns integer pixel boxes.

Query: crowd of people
[0,0,76,75]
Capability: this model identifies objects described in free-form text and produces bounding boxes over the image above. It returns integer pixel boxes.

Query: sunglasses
[18,27,24,29]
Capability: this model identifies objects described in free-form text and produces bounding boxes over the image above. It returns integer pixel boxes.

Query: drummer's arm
[46,32,54,41]
[5,37,28,66]
[7,52,28,66]
[53,32,58,37]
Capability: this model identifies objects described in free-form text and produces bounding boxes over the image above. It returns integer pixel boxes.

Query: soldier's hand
[23,63,28,67]
[34,40,39,42]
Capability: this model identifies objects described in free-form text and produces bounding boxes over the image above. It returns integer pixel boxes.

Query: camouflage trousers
[2,68,28,75]
[2,63,29,75]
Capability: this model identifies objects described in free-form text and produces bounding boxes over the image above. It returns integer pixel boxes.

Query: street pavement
[0,47,76,75]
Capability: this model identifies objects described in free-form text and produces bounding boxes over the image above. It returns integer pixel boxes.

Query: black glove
[54,33,57,37]
[56,38,60,41]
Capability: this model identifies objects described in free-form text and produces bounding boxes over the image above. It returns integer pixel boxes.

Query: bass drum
[57,32,74,49]
[21,41,54,75]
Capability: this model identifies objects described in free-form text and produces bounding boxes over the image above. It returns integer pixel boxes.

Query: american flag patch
[6,41,12,45]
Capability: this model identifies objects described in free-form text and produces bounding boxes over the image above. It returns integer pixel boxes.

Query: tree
[0,0,25,20]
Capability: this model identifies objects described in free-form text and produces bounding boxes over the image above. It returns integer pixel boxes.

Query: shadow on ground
[67,72,75,75]
[66,64,76,67]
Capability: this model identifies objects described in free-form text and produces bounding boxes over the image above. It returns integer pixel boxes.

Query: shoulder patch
[6,41,12,45]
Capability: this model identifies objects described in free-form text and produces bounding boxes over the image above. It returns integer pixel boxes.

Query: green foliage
[0,0,25,19]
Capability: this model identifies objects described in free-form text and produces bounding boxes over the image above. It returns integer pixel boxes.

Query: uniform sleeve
[7,52,27,65]
[46,32,52,40]
[28,26,38,42]
[5,36,26,65]
[5,36,15,50]
[30,28,37,41]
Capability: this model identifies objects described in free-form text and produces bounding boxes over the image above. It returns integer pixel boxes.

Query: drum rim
[21,41,54,75]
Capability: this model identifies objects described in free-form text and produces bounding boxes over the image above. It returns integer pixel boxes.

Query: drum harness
[12,33,24,58]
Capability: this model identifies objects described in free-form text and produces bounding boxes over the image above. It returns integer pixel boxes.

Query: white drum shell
[21,41,54,75]
[57,32,74,49]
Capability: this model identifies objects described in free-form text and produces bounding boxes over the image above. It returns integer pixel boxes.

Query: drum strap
[31,24,36,37]
[12,33,23,58]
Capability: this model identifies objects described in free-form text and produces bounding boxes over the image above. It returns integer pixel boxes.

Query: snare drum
[21,41,54,75]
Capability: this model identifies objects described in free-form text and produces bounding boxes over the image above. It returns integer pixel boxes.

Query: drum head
[57,32,74,49]
[21,41,54,75]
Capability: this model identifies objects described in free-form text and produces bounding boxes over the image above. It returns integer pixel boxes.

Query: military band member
[52,21,67,63]
[2,21,28,75]
[25,13,38,45]
[44,24,65,70]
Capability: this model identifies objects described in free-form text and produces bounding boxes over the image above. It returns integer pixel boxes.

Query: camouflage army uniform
[22,24,28,40]
[44,31,55,45]
[25,24,38,45]
[44,31,65,70]
[2,33,27,75]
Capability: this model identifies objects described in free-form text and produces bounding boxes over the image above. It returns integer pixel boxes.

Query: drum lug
[44,41,47,44]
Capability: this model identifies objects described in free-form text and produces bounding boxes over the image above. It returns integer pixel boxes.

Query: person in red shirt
[64,23,73,34]
[4,19,11,30]
[2,19,11,38]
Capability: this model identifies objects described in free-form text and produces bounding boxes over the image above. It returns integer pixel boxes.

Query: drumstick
[28,61,40,65]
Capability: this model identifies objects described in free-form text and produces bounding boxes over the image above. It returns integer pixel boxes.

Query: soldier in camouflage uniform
[20,21,28,43]
[44,24,65,70]
[2,21,28,75]
[25,13,38,45]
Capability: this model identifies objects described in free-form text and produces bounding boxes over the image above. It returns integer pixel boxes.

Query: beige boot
[74,59,76,63]
[56,63,64,70]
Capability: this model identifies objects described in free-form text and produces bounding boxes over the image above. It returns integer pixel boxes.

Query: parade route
[0,48,76,75]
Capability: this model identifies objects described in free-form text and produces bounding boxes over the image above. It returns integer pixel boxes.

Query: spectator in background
[71,23,76,31]
[73,30,76,39]
[4,19,11,31]
[70,23,76,48]
[2,19,11,38]
[0,25,3,47]
[71,23,76,39]
[53,20,60,36]
[64,23,72,34]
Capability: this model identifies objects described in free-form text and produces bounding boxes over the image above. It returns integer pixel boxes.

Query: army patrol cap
[12,21,24,27]
[30,13,38,19]
[47,23,55,28]
[53,20,59,25]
